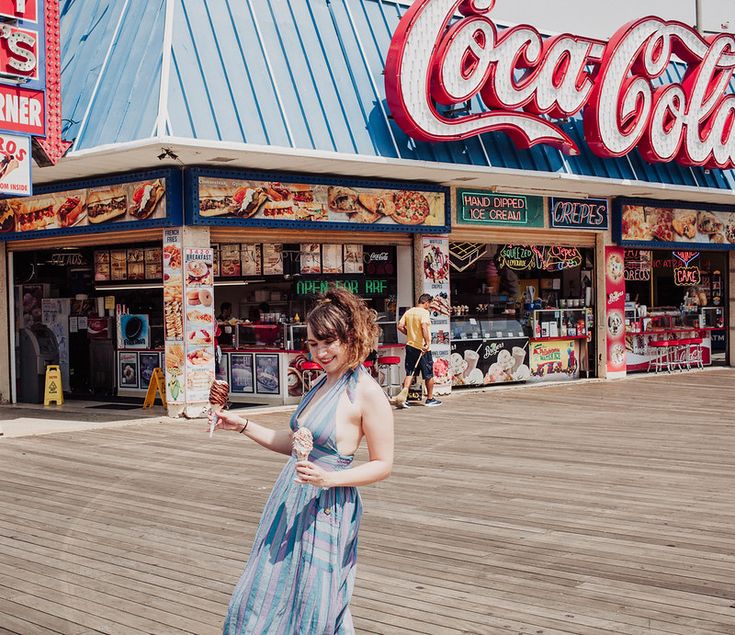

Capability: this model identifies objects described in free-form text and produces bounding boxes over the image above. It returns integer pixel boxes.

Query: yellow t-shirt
[399,307,431,349]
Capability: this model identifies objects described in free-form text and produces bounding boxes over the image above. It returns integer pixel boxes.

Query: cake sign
[385,0,735,169]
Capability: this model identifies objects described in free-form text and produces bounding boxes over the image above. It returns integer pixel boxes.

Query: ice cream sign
[385,0,735,169]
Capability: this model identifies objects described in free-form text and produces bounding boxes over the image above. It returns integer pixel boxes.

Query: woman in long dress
[210,287,394,634]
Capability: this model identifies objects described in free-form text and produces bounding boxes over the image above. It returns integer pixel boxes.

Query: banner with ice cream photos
[419,236,451,396]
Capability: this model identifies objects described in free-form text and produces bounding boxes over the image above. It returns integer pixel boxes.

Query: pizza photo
[391,190,430,225]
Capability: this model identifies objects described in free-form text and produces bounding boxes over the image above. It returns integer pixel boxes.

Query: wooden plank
[0,368,733,634]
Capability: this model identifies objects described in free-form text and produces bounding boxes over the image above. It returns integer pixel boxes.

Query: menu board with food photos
[618,200,735,249]
[194,173,448,232]
[241,244,262,276]
[145,247,162,279]
[95,247,163,281]
[163,229,184,403]
[110,249,127,281]
[127,248,145,280]
[0,174,171,238]
[94,251,110,282]
[300,243,321,274]
[263,243,283,275]
[322,244,343,274]
[183,248,216,403]
[220,244,242,277]
[343,244,364,274]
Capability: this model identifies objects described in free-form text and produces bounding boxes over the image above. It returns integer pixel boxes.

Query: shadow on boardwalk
[1,369,734,634]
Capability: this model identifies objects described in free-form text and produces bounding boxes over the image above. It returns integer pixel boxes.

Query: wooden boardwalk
[1,368,734,634]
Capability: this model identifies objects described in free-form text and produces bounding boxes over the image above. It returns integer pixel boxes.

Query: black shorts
[405,345,433,380]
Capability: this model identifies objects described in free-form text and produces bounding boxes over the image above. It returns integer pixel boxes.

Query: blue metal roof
[58,0,735,191]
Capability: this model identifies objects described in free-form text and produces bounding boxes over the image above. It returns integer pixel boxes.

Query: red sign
[0,0,38,22]
[605,247,626,375]
[0,84,44,135]
[385,0,735,169]
[0,24,39,79]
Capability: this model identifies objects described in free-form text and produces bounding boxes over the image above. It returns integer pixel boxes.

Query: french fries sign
[0,132,30,196]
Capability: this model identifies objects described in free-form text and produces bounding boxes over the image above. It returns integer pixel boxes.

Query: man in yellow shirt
[396,294,441,407]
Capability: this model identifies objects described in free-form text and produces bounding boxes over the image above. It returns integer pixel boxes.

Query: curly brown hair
[306,286,380,369]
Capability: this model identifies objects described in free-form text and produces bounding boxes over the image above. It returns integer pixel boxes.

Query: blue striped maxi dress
[223,367,365,634]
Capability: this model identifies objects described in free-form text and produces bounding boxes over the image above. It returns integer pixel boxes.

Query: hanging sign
[0,132,30,196]
[624,250,652,281]
[672,251,701,286]
[0,1,38,22]
[385,1,735,169]
[604,247,627,376]
[549,198,609,230]
[456,190,544,227]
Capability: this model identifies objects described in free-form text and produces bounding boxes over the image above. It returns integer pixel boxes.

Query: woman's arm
[209,410,293,456]
[296,378,394,488]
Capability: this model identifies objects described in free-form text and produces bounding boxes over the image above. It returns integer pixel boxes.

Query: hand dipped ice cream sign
[385,0,735,169]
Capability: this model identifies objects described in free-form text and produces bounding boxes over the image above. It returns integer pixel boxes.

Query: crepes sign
[190,169,449,233]
[0,169,182,240]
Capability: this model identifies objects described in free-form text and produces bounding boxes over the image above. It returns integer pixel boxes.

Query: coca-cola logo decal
[385,0,735,169]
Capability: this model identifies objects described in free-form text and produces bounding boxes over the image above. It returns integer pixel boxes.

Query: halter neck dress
[223,367,365,635]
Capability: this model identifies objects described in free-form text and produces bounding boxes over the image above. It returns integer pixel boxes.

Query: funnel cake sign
[385,0,735,169]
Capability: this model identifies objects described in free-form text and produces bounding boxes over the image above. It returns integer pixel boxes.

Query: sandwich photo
[57,195,86,228]
[357,193,396,217]
[87,186,127,224]
[199,183,234,217]
[230,186,269,218]
[262,182,294,218]
[328,186,358,212]
[295,203,328,221]
[129,180,165,220]
[15,197,58,232]
[289,183,315,205]
[0,200,17,232]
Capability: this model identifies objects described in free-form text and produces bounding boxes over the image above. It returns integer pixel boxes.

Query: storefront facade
[2,1,735,413]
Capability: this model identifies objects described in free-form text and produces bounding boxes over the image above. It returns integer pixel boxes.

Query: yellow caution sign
[143,367,168,409]
[43,365,64,406]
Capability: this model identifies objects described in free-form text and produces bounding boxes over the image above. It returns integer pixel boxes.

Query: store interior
[14,244,165,403]
[448,242,596,385]
[624,249,728,363]
[212,243,399,352]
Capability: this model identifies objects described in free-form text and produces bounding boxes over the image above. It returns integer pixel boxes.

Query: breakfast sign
[385,1,735,170]
[189,169,450,233]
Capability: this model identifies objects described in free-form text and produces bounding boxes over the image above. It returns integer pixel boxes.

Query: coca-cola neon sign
[385,0,735,169]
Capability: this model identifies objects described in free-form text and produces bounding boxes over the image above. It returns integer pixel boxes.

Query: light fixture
[214,279,265,287]
[95,282,164,291]
[157,148,179,161]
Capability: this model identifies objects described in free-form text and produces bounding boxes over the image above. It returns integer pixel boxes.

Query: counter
[626,327,714,372]
[450,318,530,386]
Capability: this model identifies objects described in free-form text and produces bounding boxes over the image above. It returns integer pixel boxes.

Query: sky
[491,0,733,38]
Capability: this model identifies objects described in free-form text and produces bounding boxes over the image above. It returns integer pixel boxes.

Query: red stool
[680,337,704,369]
[648,339,677,372]
[377,356,402,397]
[301,361,323,394]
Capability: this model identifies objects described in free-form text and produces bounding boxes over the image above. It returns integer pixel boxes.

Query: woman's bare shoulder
[355,369,389,404]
